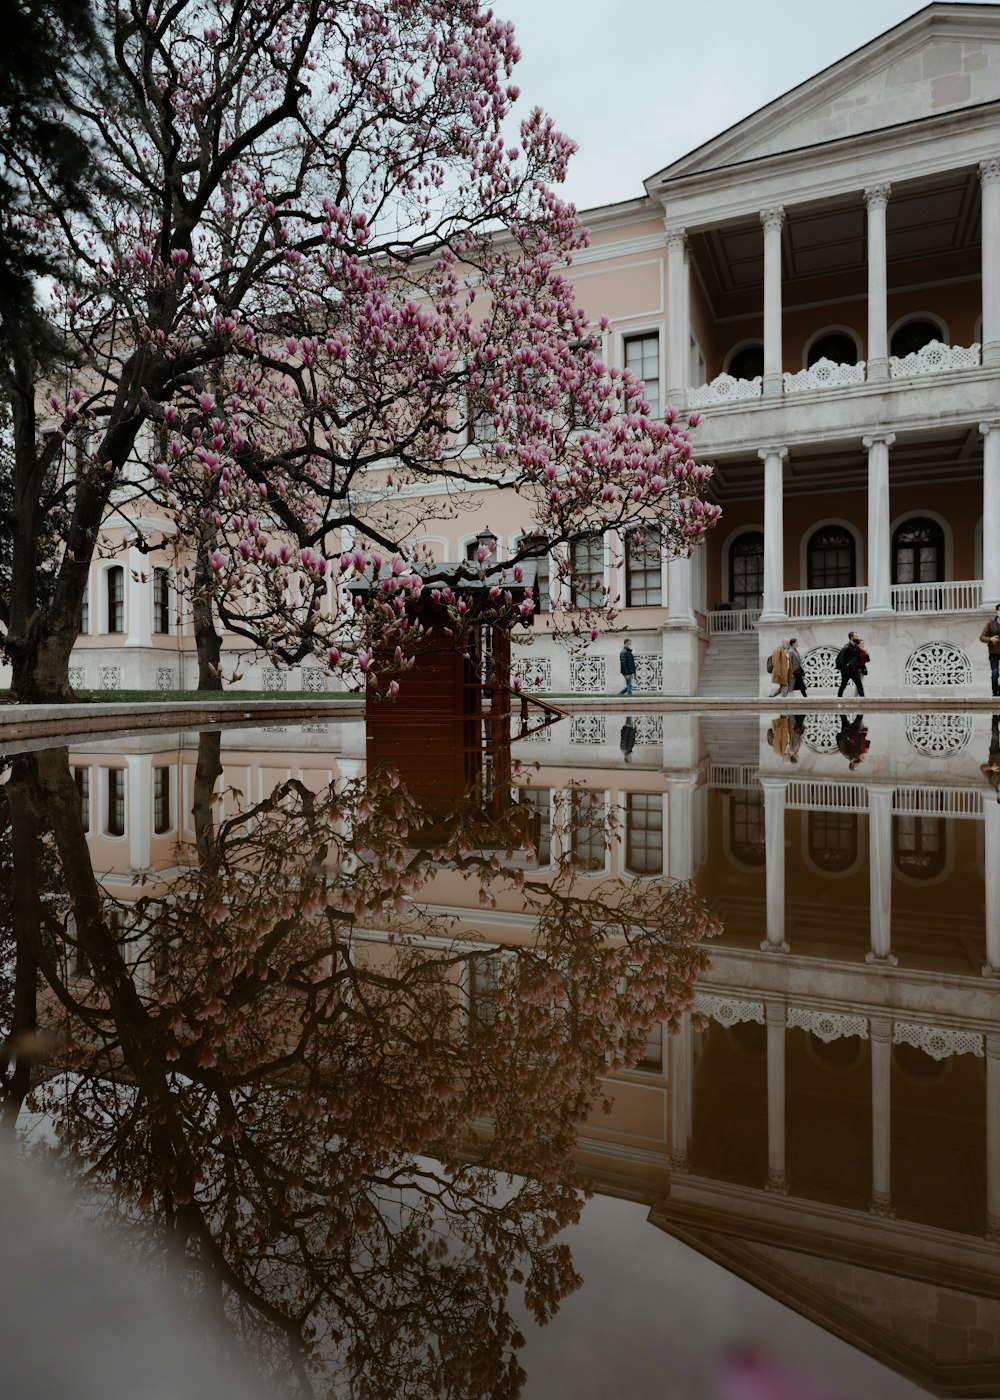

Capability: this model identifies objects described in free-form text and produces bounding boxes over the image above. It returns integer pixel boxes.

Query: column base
[983,965,1000,978]
[764,1169,789,1195]
[758,610,789,625]
[983,341,1000,369]
[987,1213,1000,1241]
[669,1150,689,1175]
[759,939,790,954]
[663,617,698,631]
[763,373,783,398]
[865,951,898,967]
[869,1190,895,1218]
[864,605,894,619]
[666,387,688,411]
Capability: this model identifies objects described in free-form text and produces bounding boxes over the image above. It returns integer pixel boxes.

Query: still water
[1,709,998,1399]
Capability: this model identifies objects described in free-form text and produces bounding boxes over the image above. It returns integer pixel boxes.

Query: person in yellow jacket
[769,639,791,697]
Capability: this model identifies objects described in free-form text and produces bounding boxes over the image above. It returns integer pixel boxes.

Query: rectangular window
[571,535,603,609]
[107,566,125,633]
[625,527,663,607]
[153,568,170,634]
[624,333,660,419]
[153,766,171,834]
[521,535,550,613]
[106,768,125,837]
[638,1021,663,1073]
[79,590,89,635]
[466,374,498,446]
[73,766,91,833]
[625,793,663,875]
[570,789,606,871]
[517,786,551,865]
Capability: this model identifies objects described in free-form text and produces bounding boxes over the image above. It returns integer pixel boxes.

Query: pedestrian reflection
[836,714,869,770]
[619,715,637,763]
[983,714,1000,802]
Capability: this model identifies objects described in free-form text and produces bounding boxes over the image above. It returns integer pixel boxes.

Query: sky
[496,0,1000,213]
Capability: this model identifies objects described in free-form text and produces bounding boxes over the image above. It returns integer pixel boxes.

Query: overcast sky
[497,0,1000,212]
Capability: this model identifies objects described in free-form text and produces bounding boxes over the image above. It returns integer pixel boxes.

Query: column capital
[760,206,785,232]
[764,1168,789,1195]
[863,183,891,210]
[664,223,687,252]
[869,1190,896,1218]
[757,444,788,463]
[862,432,896,450]
[765,1001,787,1028]
[980,158,1000,187]
[869,1015,893,1044]
[980,419,1000,438]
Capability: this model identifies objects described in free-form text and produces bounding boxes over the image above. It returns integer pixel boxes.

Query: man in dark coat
[618,638,637,696]
[836,631,865,698]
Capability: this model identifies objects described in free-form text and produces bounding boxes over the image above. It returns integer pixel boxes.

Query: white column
[765,1001,788,1194]
[665,772,700,882]
[125,544,152,647]
[980,160,1000,369]
[869,1015,894,1217]
[126,754,153,875]
[863,433,895,617]
[665,225,688,409]
[759,445,788,622]
[983,792,1000,975]
[980,421,1000,606]
[666,555,696,628]
[760,207,785,398]
[760,777,789,953]
[670,1013,693,1172]
[865,784,897,966]
[988,1035,1000,1238]
[864,184,891,383]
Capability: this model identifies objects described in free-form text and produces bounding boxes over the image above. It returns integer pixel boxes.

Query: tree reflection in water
[0,736,716,1399]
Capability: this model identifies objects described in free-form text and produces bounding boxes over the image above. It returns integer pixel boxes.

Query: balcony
[707,582,983,633]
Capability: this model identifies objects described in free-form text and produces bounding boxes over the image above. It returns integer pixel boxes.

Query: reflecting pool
[2,709,999,1399]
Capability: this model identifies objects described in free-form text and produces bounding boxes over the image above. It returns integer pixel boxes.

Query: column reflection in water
[674,710,1000,1395]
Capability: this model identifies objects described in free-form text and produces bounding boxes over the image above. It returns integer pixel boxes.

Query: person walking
[787,638,807,698]
[983,714,1000,801]
[836,631,865,698]
[620,716,637,763]
[836,713,869,770]
[617,638,637,696]
[980,603,1000,697]
[769,639,791,697]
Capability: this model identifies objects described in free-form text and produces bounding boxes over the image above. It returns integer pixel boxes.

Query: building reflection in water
[2,708,999,1397]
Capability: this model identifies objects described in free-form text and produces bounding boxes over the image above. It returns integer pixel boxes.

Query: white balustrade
[889,340,981,378]
[687,373,762,408]
[784,781,868,812]
[783,357,866,394]
[783,587,867,618]
[706,607,761,635]
[890,579,983,613]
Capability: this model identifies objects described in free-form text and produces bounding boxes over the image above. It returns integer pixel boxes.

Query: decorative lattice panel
[68,666,86,690]
[783,358,866,394]
[301,668,327,692]
[688,373,762,406]
[904,642,973,687]
[263,668,288,691]
[803,712,842,754]
[803,646,840,691]
[904,712,973,757]
[155,667,175,691]
[635,714,663,745]
[693,993,764,1028]
[787,1008,869,1043]
[516,721,552,742]
[99,667,121,690]
[302,723,328,733]
[570,656,606,693]
[511,657,552,693]
[570,714,607,745]
[633,654,662,694]
[893,1022,983,1061]
[890,340,981,378]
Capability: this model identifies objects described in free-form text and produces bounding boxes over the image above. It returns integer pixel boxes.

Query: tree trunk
[0,756,41,1133]
[193,520,224,692]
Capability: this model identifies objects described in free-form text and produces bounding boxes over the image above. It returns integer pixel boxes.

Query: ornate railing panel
[687,373,762,407]
[706,607,761,635]
[891,580,982,613]
[783,357,866,394]
[784,587,867,618]
[890,340,981,378]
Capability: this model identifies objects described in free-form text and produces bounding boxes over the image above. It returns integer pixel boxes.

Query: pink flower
[388,680,400,699]
[715,1348,839,1400]
[208,551,225,572]
[197,392,215,412]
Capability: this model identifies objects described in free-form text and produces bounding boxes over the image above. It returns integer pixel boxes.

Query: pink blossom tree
[1,0,718,701]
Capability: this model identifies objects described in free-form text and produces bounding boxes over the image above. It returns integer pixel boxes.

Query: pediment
[650,1205,1000,1396]
[648,5,1000,188]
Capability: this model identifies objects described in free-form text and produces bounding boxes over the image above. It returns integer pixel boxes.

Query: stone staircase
[698,633,760,698]
[700,714,762,769]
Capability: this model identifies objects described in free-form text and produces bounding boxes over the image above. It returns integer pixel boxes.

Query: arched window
[729,531,764,610]
[807,525,855,591]
[106,565,125,633]
[890,318,943,358]
[892,517,944,585]
[807,331,859,367]
[893,815,946,879]
[729,789,766,867]
[727,344,764,381]
[807,811,858,873]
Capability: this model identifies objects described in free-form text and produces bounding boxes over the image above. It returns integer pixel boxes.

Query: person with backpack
[836,631,865,698]
[980,603,1000,697]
